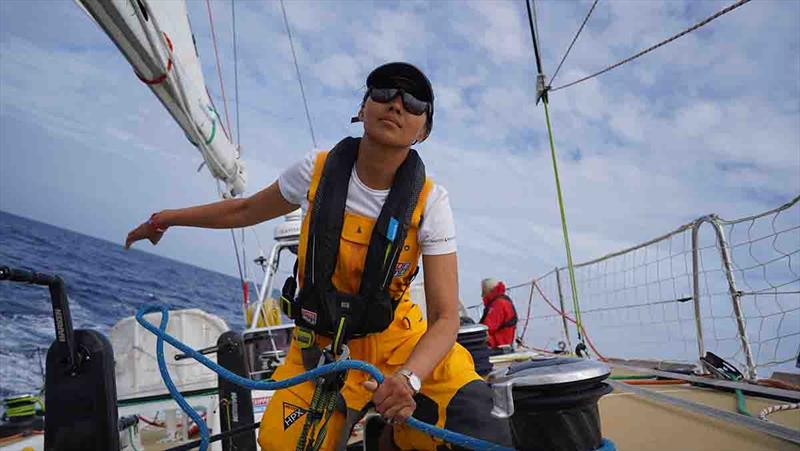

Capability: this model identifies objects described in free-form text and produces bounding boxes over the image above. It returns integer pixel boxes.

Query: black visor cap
[365,62,434,135]
[367,62,433,103]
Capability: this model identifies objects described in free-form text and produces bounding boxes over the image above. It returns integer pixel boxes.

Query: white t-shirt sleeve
[418,184,457,255]
[278,151,317,206]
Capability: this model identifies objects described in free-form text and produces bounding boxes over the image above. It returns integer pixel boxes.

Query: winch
[456,323,493,376]
[489,357,612,451]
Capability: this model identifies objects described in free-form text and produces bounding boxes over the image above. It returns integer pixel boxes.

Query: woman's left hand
[363,373,416,424]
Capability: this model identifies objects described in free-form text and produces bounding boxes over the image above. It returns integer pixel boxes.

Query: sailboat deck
[602,372,800,451]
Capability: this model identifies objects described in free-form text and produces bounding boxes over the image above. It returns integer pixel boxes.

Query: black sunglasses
[368,88,430,116]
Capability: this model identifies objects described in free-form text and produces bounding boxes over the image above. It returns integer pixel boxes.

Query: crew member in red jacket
[479,278,518,349]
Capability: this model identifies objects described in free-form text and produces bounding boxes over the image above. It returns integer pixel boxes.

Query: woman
[126,62,511,450]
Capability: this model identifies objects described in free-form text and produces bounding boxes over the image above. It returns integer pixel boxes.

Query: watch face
[402,370,421,392]
[410,376,421,392]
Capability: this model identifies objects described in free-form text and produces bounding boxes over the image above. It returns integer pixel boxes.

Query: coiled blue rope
[136,305,616,451]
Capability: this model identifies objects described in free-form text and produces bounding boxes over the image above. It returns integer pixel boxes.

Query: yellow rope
[223,398,233,449]
[2,394,43,419]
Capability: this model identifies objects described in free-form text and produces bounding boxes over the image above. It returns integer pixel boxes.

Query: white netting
[511,269,572,352]
[509,196,799,378]
[510,224,699,364]
[717,197,800,375]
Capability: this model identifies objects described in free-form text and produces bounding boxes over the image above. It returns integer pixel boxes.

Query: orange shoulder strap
[307,151,329,204]
[309,151,432,229]
[411,178,434,229]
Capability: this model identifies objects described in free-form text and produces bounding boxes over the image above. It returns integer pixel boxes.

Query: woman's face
[361,94,428,148]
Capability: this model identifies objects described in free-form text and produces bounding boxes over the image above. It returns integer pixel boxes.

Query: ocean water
[0,211,247,399]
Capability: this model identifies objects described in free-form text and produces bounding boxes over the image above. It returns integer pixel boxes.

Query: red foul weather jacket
[479,283,518,348]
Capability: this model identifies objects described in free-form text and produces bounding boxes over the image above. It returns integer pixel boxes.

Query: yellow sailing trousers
[257,301,511,450]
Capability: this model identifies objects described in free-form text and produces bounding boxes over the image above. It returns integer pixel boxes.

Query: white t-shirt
[278,151,457,255]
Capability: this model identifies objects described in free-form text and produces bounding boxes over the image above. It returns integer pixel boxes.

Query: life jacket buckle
[294,327,316,350]
[280,275,299,320]
[319,343,350,366]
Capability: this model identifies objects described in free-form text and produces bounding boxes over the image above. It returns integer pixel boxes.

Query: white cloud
[271,0,338,34]
[310,53,363,91]
[674,101,723,138]
[465,0,528,64]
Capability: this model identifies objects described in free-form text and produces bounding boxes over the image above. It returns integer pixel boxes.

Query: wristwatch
[397,369,421,394]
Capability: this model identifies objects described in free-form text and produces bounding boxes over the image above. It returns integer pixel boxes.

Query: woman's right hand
[125,219,165,250]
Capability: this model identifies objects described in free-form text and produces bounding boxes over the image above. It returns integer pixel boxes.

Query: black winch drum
[456,323,493,376]
[489,357,612,451]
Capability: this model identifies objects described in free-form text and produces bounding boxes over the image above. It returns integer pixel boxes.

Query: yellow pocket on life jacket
[340,213,374,244]
[332,213,374,294]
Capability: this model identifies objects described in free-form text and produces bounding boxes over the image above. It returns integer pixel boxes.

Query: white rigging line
[231,0,242,149]
[550,0,753,93]
[204,2,248,303]
[280,0,318,149]
[204,0,233,140]
[549,0,600,87]
[229,229,247,287]
[230,0,249,284]
[215,178,247,294]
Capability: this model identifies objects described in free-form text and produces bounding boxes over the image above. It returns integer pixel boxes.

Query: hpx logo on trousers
[283,402,307,430]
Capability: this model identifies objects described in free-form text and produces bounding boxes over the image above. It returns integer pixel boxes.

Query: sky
[1,0,799,316]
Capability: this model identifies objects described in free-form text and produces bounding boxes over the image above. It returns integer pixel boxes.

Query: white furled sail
[76,0,246,197]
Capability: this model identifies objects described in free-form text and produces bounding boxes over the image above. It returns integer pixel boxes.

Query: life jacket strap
[480,294,518,331]
[296,343,350,450]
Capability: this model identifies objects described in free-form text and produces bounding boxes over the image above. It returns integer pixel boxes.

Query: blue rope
[149,305,211,450]
[136,305,513,451]
[136,305,616,451]
[598,438,616,451]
